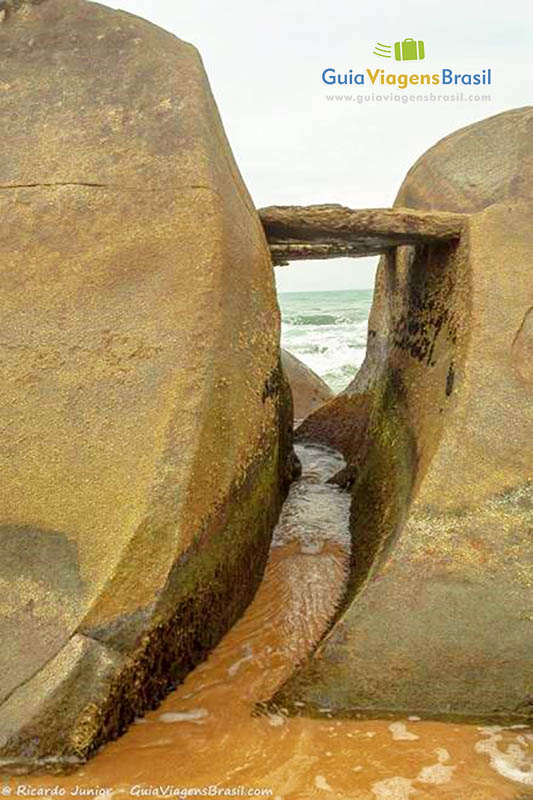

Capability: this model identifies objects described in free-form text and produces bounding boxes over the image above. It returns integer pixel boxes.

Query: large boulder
[0,0,294,770]
[281,349,334,420]
[273,108,533,723]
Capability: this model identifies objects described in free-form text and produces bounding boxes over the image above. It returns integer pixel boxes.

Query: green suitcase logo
[394,38,425,61]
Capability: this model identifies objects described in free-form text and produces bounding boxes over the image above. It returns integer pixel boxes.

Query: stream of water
[7,445,533,799]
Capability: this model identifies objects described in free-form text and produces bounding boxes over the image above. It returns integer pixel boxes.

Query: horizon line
[277,286,374,294]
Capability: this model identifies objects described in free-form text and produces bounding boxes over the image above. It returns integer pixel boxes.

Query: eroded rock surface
[259,204,466,264]
[274,107,533,723]
[0,0,294,770]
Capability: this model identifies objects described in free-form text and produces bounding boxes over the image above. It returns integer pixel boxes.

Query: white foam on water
[416,750,456,786]
[299,541,324,555]
[475,728,533,785]
[371,776,416,799]
[134,739,174,749]
[314,774,334,792]
[279,289,373,393]
[416,763,455,785]
[477,725,504,734]
[271,444,351,551]
[227,655,253,676]
[158,709,208,723]
[227,644,254,677]
[435,748,451,762]
[388,722,420,741]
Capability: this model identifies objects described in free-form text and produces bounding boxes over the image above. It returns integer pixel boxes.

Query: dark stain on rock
[0,524,84,705]
[446,362,455,396]
[82,605,156,654]
[391,241,460,368]
[0,524,83,600]
[262,363,282,403]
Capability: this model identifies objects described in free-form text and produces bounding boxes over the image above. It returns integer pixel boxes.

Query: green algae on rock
[0,0,295,771]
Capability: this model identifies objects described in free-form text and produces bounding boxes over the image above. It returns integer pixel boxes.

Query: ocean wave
[283,338,366,393]
[279,290,373,393]
[284,313,344,326]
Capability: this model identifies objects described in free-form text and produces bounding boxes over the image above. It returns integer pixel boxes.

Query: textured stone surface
[274,108,533,723]
[0,635,124,772]
[281,349,334,420]
[0,0,293,769]
[259,204,466,264]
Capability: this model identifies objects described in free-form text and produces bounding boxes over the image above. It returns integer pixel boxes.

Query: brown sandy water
[6,445,533,800]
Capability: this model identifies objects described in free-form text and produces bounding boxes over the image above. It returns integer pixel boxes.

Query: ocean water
[278,288,373,393]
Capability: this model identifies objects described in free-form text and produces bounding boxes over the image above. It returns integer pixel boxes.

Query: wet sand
[6,445,533,799]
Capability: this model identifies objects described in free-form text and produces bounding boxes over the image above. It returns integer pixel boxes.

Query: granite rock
[0,0,293,770]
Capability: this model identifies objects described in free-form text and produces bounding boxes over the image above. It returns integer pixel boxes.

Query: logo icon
[373,42,392,59]
[373,38,426,61]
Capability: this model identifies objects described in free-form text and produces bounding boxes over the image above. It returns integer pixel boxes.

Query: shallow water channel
[9,444,533,799]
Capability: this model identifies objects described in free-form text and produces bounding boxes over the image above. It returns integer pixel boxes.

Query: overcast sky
[111,0,531,292]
